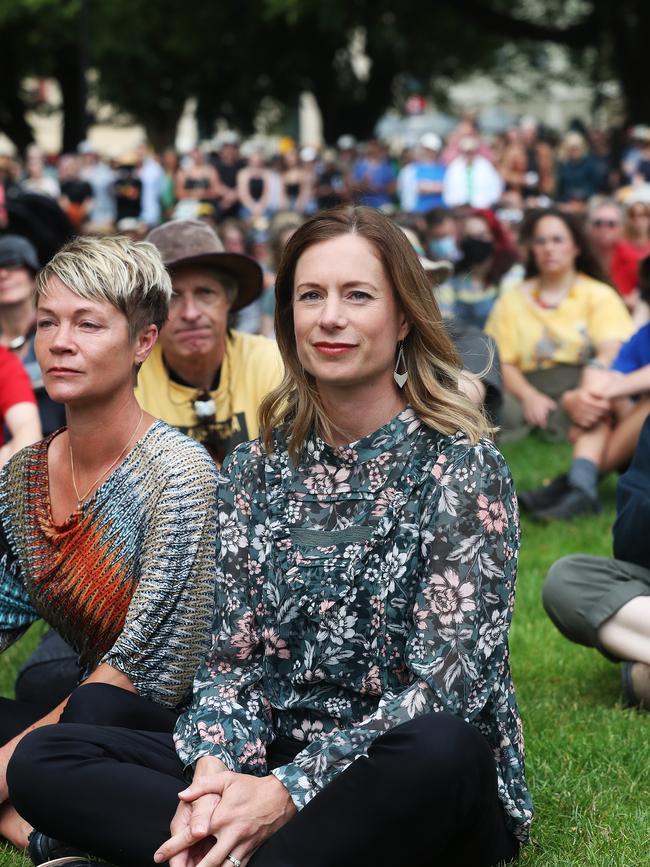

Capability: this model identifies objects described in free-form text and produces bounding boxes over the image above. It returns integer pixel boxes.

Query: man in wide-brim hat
[136,219,283,464]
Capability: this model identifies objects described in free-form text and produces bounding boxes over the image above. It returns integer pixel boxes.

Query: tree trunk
[144,112,183,153]
[0,29,35,154]
[55,48,88,153]
[610,0,650,124]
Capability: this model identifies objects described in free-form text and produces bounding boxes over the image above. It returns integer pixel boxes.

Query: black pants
[14,629,80,707]
[8,684,519,867]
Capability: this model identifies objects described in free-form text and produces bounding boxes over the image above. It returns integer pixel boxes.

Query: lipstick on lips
[312,342,356,356]
[47,366,81,375]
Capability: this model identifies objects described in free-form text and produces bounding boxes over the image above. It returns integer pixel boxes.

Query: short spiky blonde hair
[35,235,172,340]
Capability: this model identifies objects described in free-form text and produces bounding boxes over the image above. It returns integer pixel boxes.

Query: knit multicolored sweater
[0,420,218,709]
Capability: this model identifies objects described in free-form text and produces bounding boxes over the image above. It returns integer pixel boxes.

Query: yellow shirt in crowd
[135,331,284,461]
[484,274,635,373]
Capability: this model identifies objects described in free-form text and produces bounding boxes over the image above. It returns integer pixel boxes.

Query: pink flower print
[412,602,429,631]
[239,738,267,768]
[233,491,251,516]
[426,568,476,625]
[371,488,397,517]
[360,664,382,696]
[262,627,290,659]
[231,611,259,660]
[477,494,508,534]
[197,720,226,745]
[432,454,448,481]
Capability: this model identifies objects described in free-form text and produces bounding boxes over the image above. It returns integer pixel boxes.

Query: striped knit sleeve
[100,438,219,709]
[0,465,39,653]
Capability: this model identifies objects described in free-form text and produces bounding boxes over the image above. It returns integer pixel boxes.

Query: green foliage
[0,438,648,864]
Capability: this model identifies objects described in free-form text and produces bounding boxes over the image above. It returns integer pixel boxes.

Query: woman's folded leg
[251,712,519,867]
[8,722,184,867]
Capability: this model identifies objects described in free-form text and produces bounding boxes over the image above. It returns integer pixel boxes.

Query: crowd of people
[0,110,648,867]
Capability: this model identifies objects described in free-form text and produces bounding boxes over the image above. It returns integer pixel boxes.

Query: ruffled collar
[307,406,421,467]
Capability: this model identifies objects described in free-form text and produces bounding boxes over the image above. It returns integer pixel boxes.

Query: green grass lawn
[1,437,649,866]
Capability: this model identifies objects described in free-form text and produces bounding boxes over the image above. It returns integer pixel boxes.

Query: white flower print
[304,463,351,495]
[425,568,476,625]
[478,609,506,658]
[220,511,248,554]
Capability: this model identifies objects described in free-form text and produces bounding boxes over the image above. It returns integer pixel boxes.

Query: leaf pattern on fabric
[174,408,533,841]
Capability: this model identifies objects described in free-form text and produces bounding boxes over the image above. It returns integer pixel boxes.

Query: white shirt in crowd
[442,154,503,209]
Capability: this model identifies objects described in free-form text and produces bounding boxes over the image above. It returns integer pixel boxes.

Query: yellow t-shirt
[484,274,634,373]
[135,331,284,462]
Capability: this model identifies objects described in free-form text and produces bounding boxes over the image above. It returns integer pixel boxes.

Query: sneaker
[28,832,113,867]
[518,474,569,513]
[35,860,113,866]
[621,661,650,710]
[532,484,601,521]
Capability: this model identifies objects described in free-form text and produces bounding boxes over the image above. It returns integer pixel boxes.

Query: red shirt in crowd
[610,240,650,297]
[0,347,37,447]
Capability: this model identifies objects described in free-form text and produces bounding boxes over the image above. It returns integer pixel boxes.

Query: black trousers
[8,684,519,867]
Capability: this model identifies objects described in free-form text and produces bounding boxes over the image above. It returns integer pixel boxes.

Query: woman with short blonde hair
[0,235,218,854]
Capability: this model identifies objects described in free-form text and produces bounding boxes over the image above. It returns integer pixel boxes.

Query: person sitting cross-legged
[543,414,650,708]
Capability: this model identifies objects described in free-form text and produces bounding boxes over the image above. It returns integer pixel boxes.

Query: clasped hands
[562,370,622,431]
[155,756,296,867]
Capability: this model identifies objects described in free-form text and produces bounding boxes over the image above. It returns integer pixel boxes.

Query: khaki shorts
[543,553,650,660]
[499,363,583,444]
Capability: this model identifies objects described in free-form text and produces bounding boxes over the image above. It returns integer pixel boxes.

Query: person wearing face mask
[425,208,460,259]
[444,211,516,329]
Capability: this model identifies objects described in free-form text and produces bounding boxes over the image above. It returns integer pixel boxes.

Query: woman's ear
[398,318,412,342]
[134,324,158,366]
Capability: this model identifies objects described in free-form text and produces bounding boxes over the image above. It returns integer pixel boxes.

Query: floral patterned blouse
[174,408,533,841]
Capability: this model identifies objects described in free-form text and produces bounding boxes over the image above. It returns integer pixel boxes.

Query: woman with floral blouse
[9,207,532,867]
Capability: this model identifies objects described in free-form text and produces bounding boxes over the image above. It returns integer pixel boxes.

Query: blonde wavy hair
[259,206,492,458]
[35,235,172,340]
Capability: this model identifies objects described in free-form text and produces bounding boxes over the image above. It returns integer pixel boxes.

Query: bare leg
[598,596,650,664]
[601,398,650,473]
[0,802,31,848]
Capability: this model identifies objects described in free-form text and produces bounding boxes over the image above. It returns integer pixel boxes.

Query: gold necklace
[69,408,144,507]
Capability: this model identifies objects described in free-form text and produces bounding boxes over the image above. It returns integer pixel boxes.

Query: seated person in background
[440,209,516,329]
[136,219,284,465]
[397,133,445,214]
[610,198,650,311]
[485,208,634,443]
[0,346,41,467]
[587,198,624,290]
[0,236,218,850]
[400,225,503,424]
[543,415,650,709]
[424,206,461,263]
[8,205,531,867]
[0,235,66,436]
[351,138,396,209]
[520,270,650,519]
[632,252,650,328]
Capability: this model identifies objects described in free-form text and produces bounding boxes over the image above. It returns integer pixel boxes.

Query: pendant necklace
[69,408,144,507]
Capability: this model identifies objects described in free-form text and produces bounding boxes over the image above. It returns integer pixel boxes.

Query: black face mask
[460,237,495,265]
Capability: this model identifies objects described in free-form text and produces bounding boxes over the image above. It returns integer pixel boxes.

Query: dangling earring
[394,341,408,388]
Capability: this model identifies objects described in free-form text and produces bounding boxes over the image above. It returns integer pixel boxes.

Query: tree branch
[460,0,598,48]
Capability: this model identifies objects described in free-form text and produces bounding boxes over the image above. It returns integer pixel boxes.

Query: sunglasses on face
[591,219,620,228]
